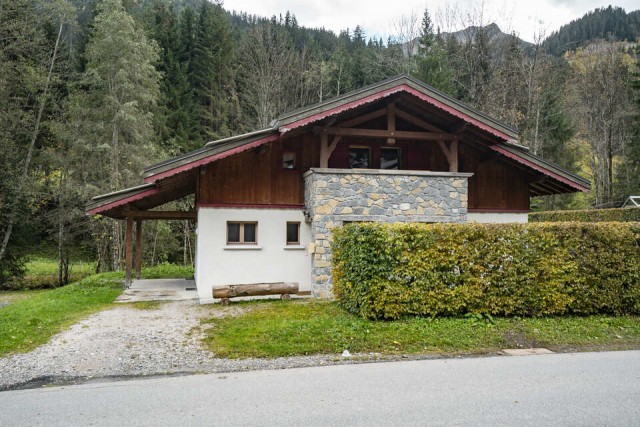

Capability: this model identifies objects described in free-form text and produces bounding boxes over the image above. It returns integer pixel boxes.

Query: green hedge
[529,207,640,222]
[332,223,640,320]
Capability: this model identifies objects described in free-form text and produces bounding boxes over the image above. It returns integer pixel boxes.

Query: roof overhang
[87,75,589,218]
[491,144,590,194]
[275,76,518,142]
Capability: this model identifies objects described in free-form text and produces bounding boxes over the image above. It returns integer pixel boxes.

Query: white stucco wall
[467,212,529,223]
[195,207,312,303]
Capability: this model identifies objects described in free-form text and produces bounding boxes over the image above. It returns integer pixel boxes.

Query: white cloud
[222,0,639,43]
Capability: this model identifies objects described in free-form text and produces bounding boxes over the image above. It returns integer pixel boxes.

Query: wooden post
[135,219,142,280]
[387,104,396,145]
[319,133,341,168]
[125,216,133,287]
[437,140,459,173]
[320,132,328,168]
[449,140,458,172]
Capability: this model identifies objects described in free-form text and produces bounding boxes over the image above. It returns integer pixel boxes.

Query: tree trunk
[0,21,63,263]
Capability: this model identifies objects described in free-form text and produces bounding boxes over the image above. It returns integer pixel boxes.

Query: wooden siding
[198,134,316,206]
[461,144,530,211]
[198,133,531,211]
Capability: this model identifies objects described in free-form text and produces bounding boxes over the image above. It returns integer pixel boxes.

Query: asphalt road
[1,350,639,426]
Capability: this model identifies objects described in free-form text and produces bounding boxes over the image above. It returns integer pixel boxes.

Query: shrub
[332,222,640,320]
[529,207,640,222]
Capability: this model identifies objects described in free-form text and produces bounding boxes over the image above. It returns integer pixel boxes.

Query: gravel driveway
[0,301,347,391]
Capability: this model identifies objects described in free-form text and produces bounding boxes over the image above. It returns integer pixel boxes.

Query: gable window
[286,222,300,245]
[283,152,296,169]
[227,222,257,244]
[381,147,401,170]
[348,146,370,169]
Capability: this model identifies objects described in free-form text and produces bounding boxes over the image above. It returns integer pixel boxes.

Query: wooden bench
[212,282,299,305]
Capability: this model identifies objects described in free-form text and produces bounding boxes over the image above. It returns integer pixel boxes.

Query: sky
[221,0,639,43]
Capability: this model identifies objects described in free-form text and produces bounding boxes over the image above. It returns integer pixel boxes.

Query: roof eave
[86,183,159,216]
[492,144,590,193]
[143,129,279,180]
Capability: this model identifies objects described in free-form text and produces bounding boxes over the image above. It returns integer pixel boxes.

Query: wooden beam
[387,104,396,145]
[437,140,458,172]
[315,126,454,141]
[135,219,142,280]
[319,133,341,168]
[319,132,329,168]
[437,141,451,159]
[125,216,133,287]
[337,108,387,128]
[449,140,458,172]
[122,210,197,220]
[395,108,446,133]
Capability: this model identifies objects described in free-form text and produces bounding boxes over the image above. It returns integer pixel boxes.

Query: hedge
[331,222,640,320]
[529,207,640,222]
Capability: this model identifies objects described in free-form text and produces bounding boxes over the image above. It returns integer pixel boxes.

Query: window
[283,152,296,169]
[227,222,257,244]
[348,147,370,169]
[380,147,401,170]
[286,222,300,245]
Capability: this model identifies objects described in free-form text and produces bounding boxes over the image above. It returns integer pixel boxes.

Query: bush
[332,222,640,320]
[529,207,640,222]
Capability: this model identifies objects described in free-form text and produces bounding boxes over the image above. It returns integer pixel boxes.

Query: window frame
[286,221,301,245]
[348,145,371,169]
[380,146,402,170]
[226,221,258,245]
[282,151,297,170]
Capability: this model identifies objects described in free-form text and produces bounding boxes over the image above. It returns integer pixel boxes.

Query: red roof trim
[87,187,160,215]
[490,145,589,192]
[197,203,305,210]
[281,87,405,132]
[144,134,280,182]
[283,84,513,141]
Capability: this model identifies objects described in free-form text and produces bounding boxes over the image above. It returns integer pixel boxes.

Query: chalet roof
[141,75,525,182]
[87,75,590,217]
[273,74,519,141]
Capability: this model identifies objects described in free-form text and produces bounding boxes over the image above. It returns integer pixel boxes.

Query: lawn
[0,263,194,357]
[202,300,640,358]
[0,272,123,356]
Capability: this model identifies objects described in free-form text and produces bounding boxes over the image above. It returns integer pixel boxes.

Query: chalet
[86,75,590,302]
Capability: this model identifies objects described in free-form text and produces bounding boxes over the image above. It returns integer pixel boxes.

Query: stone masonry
[304,168,473,297]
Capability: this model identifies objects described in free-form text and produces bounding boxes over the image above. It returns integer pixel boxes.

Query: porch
[116,278,198,302]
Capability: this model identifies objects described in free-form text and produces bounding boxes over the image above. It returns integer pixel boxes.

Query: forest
[0,0,639,287]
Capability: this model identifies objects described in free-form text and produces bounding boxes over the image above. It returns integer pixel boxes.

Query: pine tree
[68,0,161,270]
[191,1,235,142]
[415,7,455,95]
[148,2,198,154]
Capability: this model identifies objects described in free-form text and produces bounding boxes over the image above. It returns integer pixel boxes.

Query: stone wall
[304,168,472,297]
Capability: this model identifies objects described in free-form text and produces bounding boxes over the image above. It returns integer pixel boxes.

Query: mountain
[401,23,532,57]
[543,6,640,55]
[443,23,533,49]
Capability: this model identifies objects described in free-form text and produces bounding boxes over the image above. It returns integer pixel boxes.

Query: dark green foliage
[191,1,236,142]
[529,208,640,222]
[147,1,198,153]
[332,223,640,320]
[544,6,640,56]
[414,8,456,95]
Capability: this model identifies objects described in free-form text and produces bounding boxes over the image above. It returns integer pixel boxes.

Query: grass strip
[202,300,640,358]
[0,263,195,356]
[0,273,123,356]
